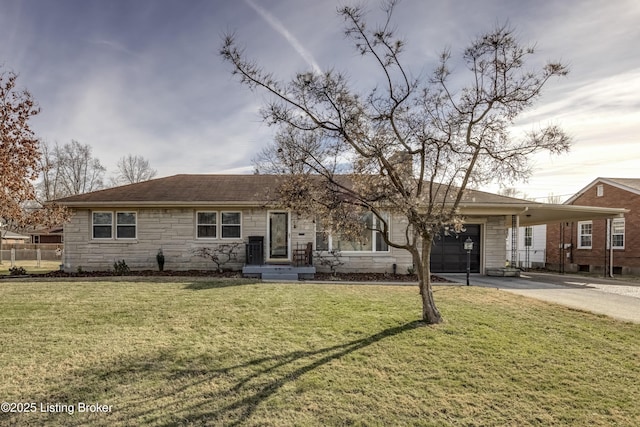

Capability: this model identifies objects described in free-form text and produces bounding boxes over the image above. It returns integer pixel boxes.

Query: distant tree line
[37,140,157,201]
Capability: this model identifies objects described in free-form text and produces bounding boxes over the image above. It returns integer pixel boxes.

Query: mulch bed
[16,270,449,283]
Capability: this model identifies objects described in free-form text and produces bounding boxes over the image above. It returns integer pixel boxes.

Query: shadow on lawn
[5,321,422,426]
[183,278,260,290]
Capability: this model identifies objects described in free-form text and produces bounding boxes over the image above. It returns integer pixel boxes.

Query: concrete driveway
[438,272,640,324]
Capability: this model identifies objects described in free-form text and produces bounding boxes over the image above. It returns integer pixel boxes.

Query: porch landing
[242,264,316,281]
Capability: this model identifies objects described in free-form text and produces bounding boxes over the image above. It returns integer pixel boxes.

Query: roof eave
[59,201,272,208]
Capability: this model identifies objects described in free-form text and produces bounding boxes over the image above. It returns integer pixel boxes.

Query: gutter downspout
[609,219,614,278]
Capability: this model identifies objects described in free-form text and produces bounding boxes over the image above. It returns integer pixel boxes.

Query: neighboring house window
[92,211,136,239]
[578,221,592,249]
[596,184,604,197]
[93,212,113,239]
[315,212,389,252]
[197,212,217,238]
[524,227,533,247]
[611,218,625,249]
[221,212,241,238]
[116,212,137,239]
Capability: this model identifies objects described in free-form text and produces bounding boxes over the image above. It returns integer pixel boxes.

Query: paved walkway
[439,272,640,324]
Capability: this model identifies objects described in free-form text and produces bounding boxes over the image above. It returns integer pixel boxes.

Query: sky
[1,0,638,202]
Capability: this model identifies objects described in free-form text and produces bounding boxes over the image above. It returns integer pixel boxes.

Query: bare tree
[39,140,106,198]
[112,154,157,185]
[221,1,570,324]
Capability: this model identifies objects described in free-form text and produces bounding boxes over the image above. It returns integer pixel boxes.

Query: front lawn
[0,260,61,276]
[0,279,638,426]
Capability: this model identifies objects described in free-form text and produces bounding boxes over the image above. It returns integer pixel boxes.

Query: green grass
[0,260,61,275]
[0,279,638,426]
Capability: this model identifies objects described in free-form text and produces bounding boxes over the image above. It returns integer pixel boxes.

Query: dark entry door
[430,224,481,273]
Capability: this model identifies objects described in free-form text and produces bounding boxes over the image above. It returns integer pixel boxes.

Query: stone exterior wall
[64,207,257,272]
[483,215,508,272]
[63,207,507,275]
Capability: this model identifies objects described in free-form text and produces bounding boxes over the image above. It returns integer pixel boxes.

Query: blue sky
[1,0,639,201]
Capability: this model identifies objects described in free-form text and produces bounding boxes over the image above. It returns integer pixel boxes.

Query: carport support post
[511,215,518,267]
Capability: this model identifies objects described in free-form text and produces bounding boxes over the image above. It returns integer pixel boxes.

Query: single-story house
[54,174,626,278]
[29,226,64,244]
[1,231,31,244]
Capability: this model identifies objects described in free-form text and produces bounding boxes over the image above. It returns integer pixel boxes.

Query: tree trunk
[416,234,443,324]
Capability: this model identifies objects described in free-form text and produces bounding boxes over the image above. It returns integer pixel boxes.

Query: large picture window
[578,221,592,249]
[315,212,389,253]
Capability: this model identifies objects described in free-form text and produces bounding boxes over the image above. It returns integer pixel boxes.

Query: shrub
[113,260,130,275]
[191,243,241,273]
[9,266,27,276]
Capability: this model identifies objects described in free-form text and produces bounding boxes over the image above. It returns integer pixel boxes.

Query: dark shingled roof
[53,174,627,226]
[54,174,530,207]
[54,174,284,205]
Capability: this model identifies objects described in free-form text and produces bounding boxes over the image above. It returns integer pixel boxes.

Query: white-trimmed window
[116,212,137,239]
[92,212,113,239]
[611,218,625,249]
[197,212,217,238]
[221,212,241,239]
[578,221,592,249]
[315,212,389,253]
[92,211,137,239]
[524,226,533,247]
[196,211,242,239]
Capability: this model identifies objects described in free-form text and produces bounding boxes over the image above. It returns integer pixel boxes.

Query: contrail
[244,0,322,75]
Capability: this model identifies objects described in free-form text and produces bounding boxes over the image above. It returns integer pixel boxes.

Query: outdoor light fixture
[464,237,474,286]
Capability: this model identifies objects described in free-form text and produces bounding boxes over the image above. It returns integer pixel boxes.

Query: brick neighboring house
[546,178,638,275]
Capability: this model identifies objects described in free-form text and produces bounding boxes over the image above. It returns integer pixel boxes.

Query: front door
[268,212,289,260]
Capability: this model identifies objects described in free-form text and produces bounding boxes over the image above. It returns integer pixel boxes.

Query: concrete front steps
[242,264,316,281]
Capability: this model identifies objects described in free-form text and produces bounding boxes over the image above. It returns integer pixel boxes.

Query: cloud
[89,39,143,59]
[244,0,322,75]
